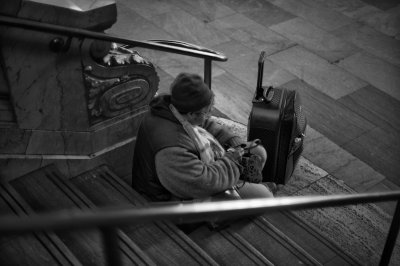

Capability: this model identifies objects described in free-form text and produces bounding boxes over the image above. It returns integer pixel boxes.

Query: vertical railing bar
[379,200,400,266]
[100,227,122,266]
[204,58,212,89]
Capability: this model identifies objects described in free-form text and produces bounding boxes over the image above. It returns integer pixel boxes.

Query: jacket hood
[150,94,180,123]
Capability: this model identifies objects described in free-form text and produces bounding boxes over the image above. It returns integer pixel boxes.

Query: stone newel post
[0,0,159,182]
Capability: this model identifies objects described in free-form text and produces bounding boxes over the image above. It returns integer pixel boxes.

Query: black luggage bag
[247,51,307,184]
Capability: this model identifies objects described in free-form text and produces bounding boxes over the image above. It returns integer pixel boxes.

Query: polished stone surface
[361,0,399,10]
[283,79,375,146]
[358,5,400,37]
[106,2,173,40]
[268,46,368,99]
[210,13,295,54]
[267,0,353,31]
[211,72,253,124]
[270,17,359,62]
[313,0,381,19]
[213,40,296,90]
[343,126,400,186]
[303,126,386,192]
[338,85,400,133]
[123,0,230,48]
[168,0,236,23]
[218,0,296,27]
[332,22,400,66]
[338,51,400,101]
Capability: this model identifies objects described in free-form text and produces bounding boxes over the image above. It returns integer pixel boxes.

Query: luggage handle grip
[256,51,266,100]
[256,51,274,103]
[263,86,274,103]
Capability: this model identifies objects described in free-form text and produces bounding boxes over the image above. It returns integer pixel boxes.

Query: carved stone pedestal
[0,0,159,182]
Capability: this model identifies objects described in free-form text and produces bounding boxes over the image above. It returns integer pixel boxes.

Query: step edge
[100,167,218,265]
[99,165,147,204]
[255,216,322,265]
[0,183,83,266]
[44,166,95,209]
[51,168,163,266]
[100,167,219,265]
[117,230,156,266]
[75,166,219,266]
[221,230,274,266]
[280,211,363,265]
[12,165,159,266]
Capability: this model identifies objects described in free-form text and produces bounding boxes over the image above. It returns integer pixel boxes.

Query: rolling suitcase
[247,51,307,184]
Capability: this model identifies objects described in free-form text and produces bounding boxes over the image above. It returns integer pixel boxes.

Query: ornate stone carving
[83,44,159,125]
[101,45,150,66]
[85,74,151,120]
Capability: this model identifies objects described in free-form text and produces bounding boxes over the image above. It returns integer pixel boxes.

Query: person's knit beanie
[170,73,213,113]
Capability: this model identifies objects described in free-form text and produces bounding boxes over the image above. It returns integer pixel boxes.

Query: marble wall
[0,23,158,182]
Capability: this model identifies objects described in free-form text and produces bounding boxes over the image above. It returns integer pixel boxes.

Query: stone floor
[108,0,400,212]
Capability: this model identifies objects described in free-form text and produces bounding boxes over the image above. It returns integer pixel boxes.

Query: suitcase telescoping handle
[256,51,266,97]
[255,51,274,103]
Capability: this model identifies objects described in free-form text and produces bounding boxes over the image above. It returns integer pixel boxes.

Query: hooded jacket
[132,95,243,201]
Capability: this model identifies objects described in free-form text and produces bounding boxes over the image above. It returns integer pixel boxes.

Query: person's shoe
[264,182,278,195]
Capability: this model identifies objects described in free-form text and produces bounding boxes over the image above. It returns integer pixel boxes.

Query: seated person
[132,72,273,202]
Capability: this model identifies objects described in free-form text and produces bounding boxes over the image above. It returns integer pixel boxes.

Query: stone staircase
[0,164,362,266]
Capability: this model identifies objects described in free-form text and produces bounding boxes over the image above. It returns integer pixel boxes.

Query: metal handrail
[0,191,399,233]
[0,15,227,87]
[0,191,399,265]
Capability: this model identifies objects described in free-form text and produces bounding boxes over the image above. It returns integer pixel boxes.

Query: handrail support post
[379,200,400,266]
[204,58,212,89]
[101,227,121,266]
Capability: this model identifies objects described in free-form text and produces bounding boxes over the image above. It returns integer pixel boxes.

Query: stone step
[9,165,156,266]
[0,184,81,266]
[70,165,218,266]
[227,216,322,265]
[277,172,400,266]
[74,164,323,265]
[190,214,322,266]
[264,211,361,265]
[189,225,274,265]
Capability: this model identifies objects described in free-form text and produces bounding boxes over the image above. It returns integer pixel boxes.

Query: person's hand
[225,146,244,163]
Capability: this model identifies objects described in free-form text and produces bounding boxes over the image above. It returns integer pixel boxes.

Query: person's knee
[236,182,274,199]
[249,144,267,168]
